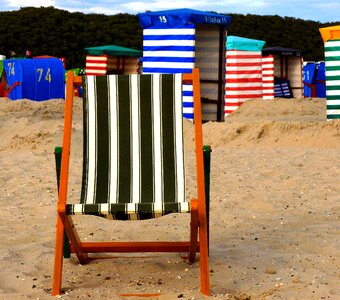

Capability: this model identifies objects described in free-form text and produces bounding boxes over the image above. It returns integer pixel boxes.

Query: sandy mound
[1,97,339,152]
[0,96,339,299]
[0,97,83,152]
[185,98,340,149]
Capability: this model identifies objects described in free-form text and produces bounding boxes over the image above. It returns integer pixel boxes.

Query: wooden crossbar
[69,241,200,253]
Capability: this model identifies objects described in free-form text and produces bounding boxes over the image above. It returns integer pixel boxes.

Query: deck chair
[52,68,210,296]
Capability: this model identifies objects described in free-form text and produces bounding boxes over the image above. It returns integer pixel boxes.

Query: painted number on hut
[37,68,52,82]
[7,62,15,76]
[159,16,167,23]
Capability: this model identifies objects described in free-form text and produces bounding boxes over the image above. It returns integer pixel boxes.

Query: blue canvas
[4,58,65,101]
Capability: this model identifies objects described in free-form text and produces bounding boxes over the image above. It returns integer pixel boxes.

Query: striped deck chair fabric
[66,74,189,220]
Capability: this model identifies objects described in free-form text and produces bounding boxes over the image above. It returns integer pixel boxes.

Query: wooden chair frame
[51,68,210,296]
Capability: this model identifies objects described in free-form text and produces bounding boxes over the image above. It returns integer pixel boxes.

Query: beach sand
[0,96,339,299]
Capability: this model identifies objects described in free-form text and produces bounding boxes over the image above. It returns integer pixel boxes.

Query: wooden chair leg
[63,215,88,264]
[189,200,199,263]
[52,215,65,296]
[199,218,210,296]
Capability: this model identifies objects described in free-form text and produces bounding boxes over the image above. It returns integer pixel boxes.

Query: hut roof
[262,47,304,56]
[227,36,266,51]
[84,45,142,57]
[139,8,231,29]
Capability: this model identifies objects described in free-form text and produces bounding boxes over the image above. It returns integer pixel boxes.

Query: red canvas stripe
[86,60,107,64]
[86,58,108,62]
[86,66,107,70]
[86,55,108,59]
[226,86,263,91]
[86,74,105,76]
[226,70,262,75]
[225,94,263,99]
[226,78,263,83]
[225,103,241,107]
[226,62,263,67]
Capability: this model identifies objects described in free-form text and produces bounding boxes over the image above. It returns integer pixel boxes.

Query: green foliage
[0,7,335,68]
[0,7,142,68]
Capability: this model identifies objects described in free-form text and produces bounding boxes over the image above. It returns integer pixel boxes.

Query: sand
[0,96,339,300]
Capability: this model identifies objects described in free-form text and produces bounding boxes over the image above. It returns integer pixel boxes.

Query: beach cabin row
[138,9,305,121]
[1,8,311,121]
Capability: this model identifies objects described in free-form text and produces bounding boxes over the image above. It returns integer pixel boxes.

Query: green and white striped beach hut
[320,25,340,119]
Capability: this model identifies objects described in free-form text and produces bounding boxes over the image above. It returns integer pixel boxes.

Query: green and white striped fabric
[325,40,340,119]
[66,74,189,220]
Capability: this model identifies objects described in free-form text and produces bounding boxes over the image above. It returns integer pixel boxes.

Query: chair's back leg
[54,147,71,258]
[203,145,211,252]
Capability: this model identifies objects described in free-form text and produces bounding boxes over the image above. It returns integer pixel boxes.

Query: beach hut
[303,61,326,98]
[316,62,326,98]
[319,25,340,119]
[138,8,232,121]
[262,47,304,98]
[84,45,142,75]
[3,57,65,101]
[303,62,318,98]
[225,36,265,116]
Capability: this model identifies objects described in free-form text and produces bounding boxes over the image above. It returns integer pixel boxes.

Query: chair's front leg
[52,214,65,296]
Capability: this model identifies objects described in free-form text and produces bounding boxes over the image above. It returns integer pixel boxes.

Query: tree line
[0,6,336,69]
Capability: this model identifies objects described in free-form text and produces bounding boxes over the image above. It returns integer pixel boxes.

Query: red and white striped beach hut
[225,36,266,117]
[85,45,142,76]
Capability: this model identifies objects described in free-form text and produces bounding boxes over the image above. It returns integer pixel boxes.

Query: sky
[0,0,339,23]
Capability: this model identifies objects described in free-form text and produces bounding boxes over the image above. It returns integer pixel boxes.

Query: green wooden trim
[203,144,211,252]
[325,46,340,52]
[327,104,340,109]
[327,114,340,119]
[63,233,71,258]
[326,96,340,101]
[325,55,340,60]
[54,146,71,259]
[54,147,62,192]
[326,85,340,91]
[326,66,340,71]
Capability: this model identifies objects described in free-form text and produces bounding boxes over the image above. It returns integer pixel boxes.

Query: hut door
[195,24,226,121]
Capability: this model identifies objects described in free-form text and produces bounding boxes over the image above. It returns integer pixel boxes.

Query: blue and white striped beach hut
[139,9,232,121]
